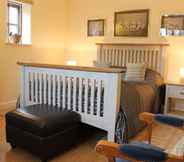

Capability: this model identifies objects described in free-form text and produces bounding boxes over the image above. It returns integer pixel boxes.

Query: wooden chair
[95,112,184,162]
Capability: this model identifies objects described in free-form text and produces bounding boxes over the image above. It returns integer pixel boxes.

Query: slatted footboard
[18,62,123,141]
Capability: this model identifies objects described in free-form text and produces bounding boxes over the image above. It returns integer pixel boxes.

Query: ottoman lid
[6,104,81,137]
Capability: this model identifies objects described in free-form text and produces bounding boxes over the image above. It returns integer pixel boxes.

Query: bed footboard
[18,62,123,141]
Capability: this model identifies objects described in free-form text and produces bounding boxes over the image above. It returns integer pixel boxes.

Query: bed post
[20,65,26,108]
[105,73,122,142]
[97,44,103,63]
[159,45,167,79]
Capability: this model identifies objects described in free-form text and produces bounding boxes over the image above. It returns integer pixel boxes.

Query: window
[7,0,32,45]
[8,1,22,42]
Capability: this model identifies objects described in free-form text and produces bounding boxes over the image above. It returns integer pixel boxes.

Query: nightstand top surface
[166,82,184,86]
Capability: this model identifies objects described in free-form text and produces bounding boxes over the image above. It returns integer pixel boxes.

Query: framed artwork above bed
[87,19,105,37]
[114,9,149,37]
[161,14,184,36]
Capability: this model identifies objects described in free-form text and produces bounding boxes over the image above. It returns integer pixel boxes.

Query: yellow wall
[66,0,184,82]
[0,0,67,109]
[1,0,184,109]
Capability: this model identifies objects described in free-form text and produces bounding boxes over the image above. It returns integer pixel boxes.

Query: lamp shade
[180,67,184,77]
[179,67,184,83]
[66,59,77,66]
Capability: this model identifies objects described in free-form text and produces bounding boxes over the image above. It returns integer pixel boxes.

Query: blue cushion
[118,141,167,161]
[116,158,129,162]
[155,114,184,127]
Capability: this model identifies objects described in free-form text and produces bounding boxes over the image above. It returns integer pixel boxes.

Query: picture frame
[87,19,105,37]
[114,9,149,37]
[161,15,184,36]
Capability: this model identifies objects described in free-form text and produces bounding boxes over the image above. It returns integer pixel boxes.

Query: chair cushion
[116,158,129,162]
[6,104,81,137]
[119,141,167,161]
[155,114,184,127]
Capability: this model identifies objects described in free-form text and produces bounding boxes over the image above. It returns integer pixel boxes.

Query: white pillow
[125,63,146,81]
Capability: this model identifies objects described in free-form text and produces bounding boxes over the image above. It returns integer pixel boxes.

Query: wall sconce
[66,59,77,66]
[179,67,184,83]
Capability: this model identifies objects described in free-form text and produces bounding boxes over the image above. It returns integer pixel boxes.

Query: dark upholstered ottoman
[6,104,81,162]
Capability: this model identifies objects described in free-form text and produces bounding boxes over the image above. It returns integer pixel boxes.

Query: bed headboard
[96,43,169,76]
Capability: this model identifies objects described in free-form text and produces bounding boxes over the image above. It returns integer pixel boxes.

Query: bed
[18,43,169,142]
[96,43,169,142]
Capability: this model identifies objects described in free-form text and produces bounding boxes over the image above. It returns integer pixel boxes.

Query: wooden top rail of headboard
[17,62,124,73]
[96,43,170,47]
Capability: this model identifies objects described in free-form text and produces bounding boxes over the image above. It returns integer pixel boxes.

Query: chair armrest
[119,141,167,161]
[139,112,184,144]
[95,140,184,162]
[139,112,184,129]
[95,140,137,161]
[139,112,155,125]
[120,142,184,162]
[96,140,170,161]
[155,114,184,128]
[95,140,119,157]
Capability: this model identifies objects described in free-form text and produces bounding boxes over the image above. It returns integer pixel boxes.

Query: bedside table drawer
[167,85,184,99]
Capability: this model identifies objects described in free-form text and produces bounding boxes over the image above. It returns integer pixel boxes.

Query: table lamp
[179,67,184,83]
[66,59,77,66]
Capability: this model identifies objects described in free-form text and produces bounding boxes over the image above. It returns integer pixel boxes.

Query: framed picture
[114,9,149,37]
[161,15,184,36]
[87,19,105,37]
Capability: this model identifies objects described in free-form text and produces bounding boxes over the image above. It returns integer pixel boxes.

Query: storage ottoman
[6,104,81,162]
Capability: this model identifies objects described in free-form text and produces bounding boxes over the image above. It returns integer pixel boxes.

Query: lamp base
[180,78,184,84]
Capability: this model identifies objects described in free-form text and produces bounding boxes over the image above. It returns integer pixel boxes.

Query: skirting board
[0,100,16,114]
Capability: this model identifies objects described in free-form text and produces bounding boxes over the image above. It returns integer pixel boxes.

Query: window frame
[7,1,22,39]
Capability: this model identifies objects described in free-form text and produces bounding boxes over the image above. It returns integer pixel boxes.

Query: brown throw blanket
[115,69,164,143]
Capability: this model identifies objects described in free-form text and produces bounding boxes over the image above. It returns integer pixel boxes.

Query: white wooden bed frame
[19,63,123,141]
[18,43,169,142]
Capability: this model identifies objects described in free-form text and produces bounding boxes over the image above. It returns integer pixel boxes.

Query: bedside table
[164,83,184,118]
